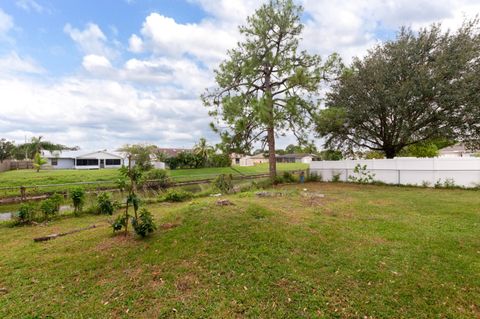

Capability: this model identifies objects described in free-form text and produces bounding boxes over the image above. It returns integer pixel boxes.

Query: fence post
[397,170,401,185]
[20,186,26,202]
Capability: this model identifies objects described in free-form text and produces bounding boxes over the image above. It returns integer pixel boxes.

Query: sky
[0,0,479,151]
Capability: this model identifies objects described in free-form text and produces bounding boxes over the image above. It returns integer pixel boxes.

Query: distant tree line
[0,136,78,163]
[204,0,480,180]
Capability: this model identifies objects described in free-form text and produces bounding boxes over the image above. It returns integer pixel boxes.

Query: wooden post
[20,186,26,202]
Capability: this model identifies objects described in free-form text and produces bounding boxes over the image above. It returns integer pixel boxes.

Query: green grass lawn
[0,183,479,318]
[0,163,307,198]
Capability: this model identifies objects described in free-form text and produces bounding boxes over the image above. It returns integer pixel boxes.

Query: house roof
[439,143,479,154]
[42,150,123,159]
[249,153,267,159]
[155,148,191,157]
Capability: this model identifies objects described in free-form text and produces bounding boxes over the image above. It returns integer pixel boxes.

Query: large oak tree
[316,20,480,158]
[202,0,340,179]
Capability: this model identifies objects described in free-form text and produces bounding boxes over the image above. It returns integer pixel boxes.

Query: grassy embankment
[0,183,479,318]
[0,163,308,198]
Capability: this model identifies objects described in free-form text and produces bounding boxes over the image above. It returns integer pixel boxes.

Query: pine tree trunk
[265,67,276,181]
[267,126,276,181]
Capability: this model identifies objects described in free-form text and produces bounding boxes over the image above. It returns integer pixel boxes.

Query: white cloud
[133,13,238,65]
[128,34,143,53]
[64,23,117,59]
[301,0,480,62]
[2,0,480,150]
[15,0,49,14]
[0,8,14,39]
[82,54,113,76]
[0,51,44,74]
[0,75,213,149]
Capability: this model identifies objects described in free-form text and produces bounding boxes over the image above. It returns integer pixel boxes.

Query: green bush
[282,171,297,183]
[17,203,36,224]
[213,174,234,193]
[97,192,115,215]
[348,164,375,184]
[273,175,285,184]
[141,169,170,189]
[70,187,85,216]
[111,214,128,232]
[307,172,322,182]
[49,193,63,211]
[40,198,60,221]
[332,172,342,182]
[161,189,193,202]
[132,208,157,237]
[207,153,231,168]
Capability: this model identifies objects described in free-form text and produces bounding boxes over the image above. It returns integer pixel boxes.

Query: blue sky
[0,0,478,151]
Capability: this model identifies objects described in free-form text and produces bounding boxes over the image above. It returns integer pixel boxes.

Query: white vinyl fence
[310,158,480,188]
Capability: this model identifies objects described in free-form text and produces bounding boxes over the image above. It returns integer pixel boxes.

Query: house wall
[152,161,166,169]
[310,158,480,188]
[49,158,75,169]
[301,156,313,164]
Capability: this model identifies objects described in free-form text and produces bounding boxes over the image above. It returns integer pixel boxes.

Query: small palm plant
[33,152,47,172]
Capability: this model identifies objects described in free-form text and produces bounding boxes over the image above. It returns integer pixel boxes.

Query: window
[51,158,58,166]
[76,159,99,166]
[106,159,121,166]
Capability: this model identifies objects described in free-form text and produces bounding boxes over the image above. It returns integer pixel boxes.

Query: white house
[276,153,315,164]
[439,143,480,158]
[42,150,124,170]
[231,153,269,166]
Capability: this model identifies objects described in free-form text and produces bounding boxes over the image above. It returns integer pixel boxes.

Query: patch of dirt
[94,232,136,251]
[216,199,234,206]
[160,222,181,230]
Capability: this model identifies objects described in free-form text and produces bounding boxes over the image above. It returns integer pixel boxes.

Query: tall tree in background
[316,20,480,158]
[118,144,156,171]
[18,136,78,159]
[0,139,15,163]
[193,137,214,163]
[202,0,341,180]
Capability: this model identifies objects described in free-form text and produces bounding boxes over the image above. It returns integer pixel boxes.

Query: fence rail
[0,160,33,172]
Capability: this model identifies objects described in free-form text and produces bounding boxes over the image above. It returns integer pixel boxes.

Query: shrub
[421,180,431,188]
[213,174,234,193]
[97,192,115,215]
[40,198,59,221]
[17,203,35,224]
[282,171,297,183]
[161,189,193,202]
[332,172,342,182]
[348,164,375,184]
[141,169,170,189]
[443,178,456,189]
[70,187,85,216]
[207,153,231,168]
[274,175,285,184]
[49,193,63,211]
[131,208,157,237]
[307,172,322,182]
[111,214,128,232]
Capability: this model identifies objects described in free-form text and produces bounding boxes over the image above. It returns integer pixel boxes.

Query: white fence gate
[309,158,480,188]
